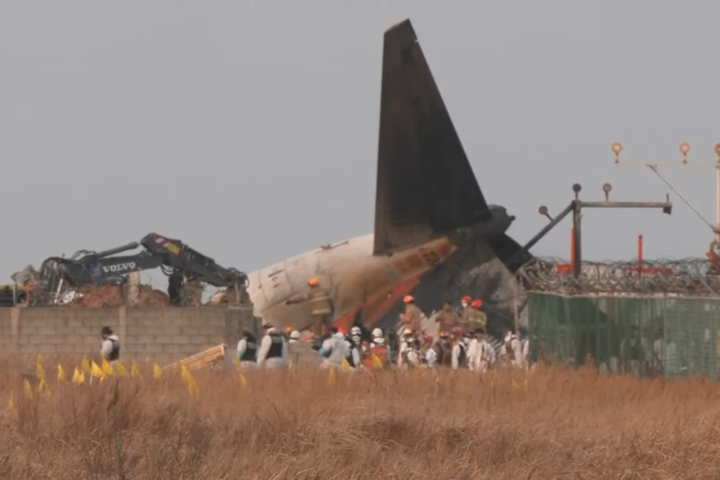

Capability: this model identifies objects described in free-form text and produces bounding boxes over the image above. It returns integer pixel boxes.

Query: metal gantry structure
[612,142,720,252]
[526,184,672,278]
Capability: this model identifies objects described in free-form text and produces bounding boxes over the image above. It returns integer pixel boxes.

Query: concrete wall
[0,306,259,366]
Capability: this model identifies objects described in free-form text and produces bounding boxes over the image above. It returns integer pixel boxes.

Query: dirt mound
[67,285,169,307]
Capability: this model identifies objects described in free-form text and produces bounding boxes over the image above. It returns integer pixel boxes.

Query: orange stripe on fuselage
[331,236,457,333]
[333,274,422,333]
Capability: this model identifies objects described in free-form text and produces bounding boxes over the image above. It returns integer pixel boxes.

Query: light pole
[612,142,720,252]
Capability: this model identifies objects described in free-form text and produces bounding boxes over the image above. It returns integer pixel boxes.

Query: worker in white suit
[257,323,288,369]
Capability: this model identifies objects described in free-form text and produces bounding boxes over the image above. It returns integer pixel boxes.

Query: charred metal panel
[373,233,525,340]
[488,233,534,274]
[373,19,491,256]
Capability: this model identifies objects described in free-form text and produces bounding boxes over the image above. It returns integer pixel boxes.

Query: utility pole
[612,142,720,252]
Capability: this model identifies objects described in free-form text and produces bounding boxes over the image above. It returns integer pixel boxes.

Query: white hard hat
[402,329,412,336]
[290,330,300,340]
[372,328,383,337]
[351,326,361,335]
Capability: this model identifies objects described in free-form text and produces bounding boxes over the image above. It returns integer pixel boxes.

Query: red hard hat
[452,327,463,336]
[403,295,414,304]
[471,299,482,309]
[462,295,471,303]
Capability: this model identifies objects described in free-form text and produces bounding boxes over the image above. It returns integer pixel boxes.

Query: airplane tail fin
[372,19,492,256]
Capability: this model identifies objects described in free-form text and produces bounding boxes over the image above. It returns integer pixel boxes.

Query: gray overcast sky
[2,1,719,287]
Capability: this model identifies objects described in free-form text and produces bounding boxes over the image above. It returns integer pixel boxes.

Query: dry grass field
[1,357,720,479]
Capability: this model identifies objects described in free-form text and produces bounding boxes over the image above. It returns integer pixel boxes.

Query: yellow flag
[72,367,85,385]
[36,360,46,382]
[115,362,129,377]
[341,357,351,371]
[288,360,295,371]
[370,354,383,370]
[435,373,441,386]
[239,373,247,389]
[57,365,66,383]
[6,391,15,412]
[180,364,191,382]
[38,379,51,400]
[101,359,114,376]
[234,354,240,369]
[187,375,199,397]
[153,364,163,380]
[23,379,33,400]
[131,362,141,379]
[329,367,336,386]
[81,356,91,374]
[91,361,105,379]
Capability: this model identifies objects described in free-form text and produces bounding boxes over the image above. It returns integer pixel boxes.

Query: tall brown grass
[1,356,720,479]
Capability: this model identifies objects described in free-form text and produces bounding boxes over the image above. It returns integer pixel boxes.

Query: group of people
[235,291,530,372]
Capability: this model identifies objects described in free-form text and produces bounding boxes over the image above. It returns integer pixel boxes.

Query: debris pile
[65,285,170,308]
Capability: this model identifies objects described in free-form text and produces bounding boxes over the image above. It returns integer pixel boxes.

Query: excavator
[19,232,249,306]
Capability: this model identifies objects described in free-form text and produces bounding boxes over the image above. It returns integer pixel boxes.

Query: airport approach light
[612,142,623,163]
[603,183,612,201]
[538,205,552,221]
[680,142,691,164]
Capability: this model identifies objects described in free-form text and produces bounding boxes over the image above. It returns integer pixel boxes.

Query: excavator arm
[138,233,248,288]
[34,232,248,305]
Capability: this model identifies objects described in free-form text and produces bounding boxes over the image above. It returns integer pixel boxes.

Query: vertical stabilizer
[373,19,491,256]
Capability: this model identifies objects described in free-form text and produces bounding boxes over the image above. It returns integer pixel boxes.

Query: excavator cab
[0,285,27,307]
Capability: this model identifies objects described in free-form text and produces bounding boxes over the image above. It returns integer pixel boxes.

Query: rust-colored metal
[570,228,576,274]
[638,235,643,278]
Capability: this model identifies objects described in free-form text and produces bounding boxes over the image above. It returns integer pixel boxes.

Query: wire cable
[648,165,715,231]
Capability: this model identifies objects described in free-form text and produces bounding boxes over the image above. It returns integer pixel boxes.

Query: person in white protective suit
[236,330,259,370]
[350,326,363,349]
[466,329,481,372]
[504,330,524,368]
[370,328,385,348]
[318,327,351,369]
[403,338,423,368]
[450,327,467,370]
[257,324,289,369]
[478,329,496,373]
[344,332,362,370]
[421,333,437,368]
[397,329,414,367]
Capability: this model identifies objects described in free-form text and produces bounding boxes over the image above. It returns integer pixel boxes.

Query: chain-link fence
[528,292,720,380]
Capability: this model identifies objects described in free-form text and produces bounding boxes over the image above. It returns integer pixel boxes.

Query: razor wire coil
[517,257,720,296]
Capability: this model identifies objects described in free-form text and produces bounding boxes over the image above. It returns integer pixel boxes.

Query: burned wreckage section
[10,232,249,307]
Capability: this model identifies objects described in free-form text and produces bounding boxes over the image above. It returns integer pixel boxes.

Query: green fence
[527,292,720,380]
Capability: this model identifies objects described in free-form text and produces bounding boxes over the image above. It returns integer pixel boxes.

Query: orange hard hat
[462,295,472,303]
[439,331,449,338]
[285,326,292,334]
[403,295,414,304]
[471,299,483,309]
[308,278,319,287]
